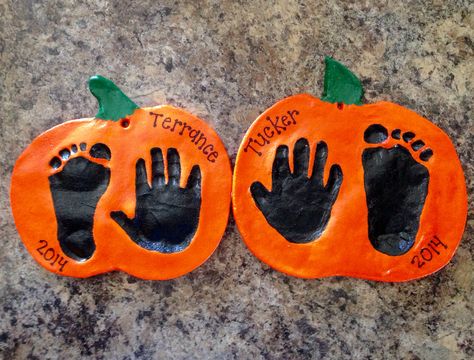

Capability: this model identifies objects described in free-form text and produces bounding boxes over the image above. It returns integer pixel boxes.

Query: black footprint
[111,148,201,253]
[362,124,432,256]
[49,143,111,261]
[251,138,343,243]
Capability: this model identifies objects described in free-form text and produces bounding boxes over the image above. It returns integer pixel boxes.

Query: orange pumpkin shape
[232,57,467,282]
[11,76,232,279]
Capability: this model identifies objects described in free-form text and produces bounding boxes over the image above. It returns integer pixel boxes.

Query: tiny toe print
[48,141,111,261]
[90,143,111,160]
[59,148,71,160]
[362,124,432,256]
[420,148,433,161]
[411,140,425,151]
[402,131,415,142]
[391,129,401,139]
[364,124,388,144]
[50,157,62,169]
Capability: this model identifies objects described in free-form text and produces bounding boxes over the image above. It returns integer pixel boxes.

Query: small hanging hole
[337,103,344,110]
[120,118,130,128]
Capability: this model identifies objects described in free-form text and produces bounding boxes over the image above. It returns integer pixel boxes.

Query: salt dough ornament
[232,57,467,281]
[11,76,232,279]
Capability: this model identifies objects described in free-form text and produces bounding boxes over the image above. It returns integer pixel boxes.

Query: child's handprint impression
[111,148,201,253]
[250,138,343,244]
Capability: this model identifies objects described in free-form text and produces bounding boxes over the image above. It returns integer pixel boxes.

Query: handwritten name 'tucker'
[243,110,300,156]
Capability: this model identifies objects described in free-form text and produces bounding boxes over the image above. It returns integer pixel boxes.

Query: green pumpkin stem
[88,75,139,121]
[321,57,363,105]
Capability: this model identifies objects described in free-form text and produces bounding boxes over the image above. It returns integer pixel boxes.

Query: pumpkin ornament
[11,76,232,279]
[232,57,467,281]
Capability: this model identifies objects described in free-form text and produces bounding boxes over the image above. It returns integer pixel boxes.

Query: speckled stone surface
[1,1,473,359]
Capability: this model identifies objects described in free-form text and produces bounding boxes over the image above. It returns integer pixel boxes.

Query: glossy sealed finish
[11,77,232,279]
[233,94,467,281]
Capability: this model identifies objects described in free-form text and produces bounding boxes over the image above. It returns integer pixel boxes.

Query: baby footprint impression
[362,124,432,256]
[49,142,111,261]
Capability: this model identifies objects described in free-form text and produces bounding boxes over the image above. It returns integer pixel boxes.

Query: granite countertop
[0,1,472,359]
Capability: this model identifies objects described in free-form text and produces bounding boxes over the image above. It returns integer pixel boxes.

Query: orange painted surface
[232,94,467,281]
[11,107,232,279]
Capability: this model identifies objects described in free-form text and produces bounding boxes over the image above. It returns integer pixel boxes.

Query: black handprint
[250,138,343,244]
[111,148,201,253]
